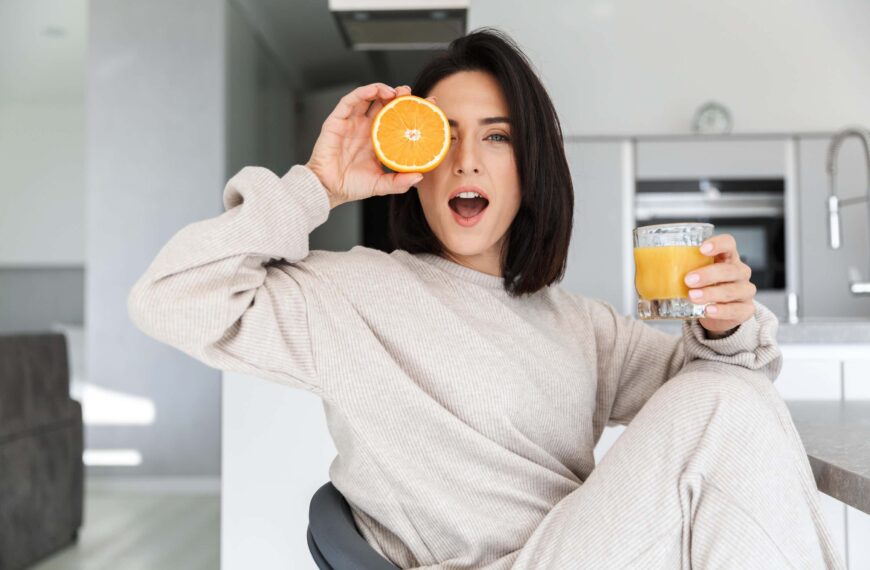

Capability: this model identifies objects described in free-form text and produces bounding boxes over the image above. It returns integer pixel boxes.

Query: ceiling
[0,0,441,106]
[234,0,442,90]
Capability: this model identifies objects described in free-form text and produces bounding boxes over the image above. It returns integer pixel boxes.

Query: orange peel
[371,94,450,173]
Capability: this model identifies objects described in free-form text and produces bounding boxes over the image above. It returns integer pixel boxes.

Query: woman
[128,27,843,570]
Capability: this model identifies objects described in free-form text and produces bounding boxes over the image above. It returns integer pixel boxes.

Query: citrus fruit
[371,94,451,173]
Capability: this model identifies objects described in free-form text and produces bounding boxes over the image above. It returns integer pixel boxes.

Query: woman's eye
[448,134,510,143]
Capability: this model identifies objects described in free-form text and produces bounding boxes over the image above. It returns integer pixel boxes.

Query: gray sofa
[0,332,84,570]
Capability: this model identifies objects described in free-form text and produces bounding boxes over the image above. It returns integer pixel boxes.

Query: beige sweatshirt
[127,164,784,569]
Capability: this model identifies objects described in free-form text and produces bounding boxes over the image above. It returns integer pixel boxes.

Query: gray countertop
[646,318,870,344]
[785,401,870,514]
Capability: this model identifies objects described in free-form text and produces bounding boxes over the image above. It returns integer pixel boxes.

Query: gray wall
[561,141,628,310]
[0,267,84,333]
[226,0,298,177]
[87,0,226,477]
[297,83,365,251]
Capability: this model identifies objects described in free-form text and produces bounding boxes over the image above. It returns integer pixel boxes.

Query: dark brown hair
[388,27,574,298]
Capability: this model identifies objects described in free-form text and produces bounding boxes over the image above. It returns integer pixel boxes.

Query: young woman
[128,27,843,570]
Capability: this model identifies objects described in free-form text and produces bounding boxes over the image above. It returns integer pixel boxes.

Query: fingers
[330,83,398,122]
[371,172,424,197]
[685,259,751,288]
[693,235,756,327]
[701,300,755,322]
[699,233,739,262]
[365,84,413,119]
[688,280,757,304]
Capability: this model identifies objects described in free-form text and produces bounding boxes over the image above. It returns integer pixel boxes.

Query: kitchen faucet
[825,125,870,295]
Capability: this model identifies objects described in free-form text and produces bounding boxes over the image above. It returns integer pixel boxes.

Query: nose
[452,138,481,175]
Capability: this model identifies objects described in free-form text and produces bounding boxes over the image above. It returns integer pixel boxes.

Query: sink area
[778,318,870,343]
[795,316,870,323]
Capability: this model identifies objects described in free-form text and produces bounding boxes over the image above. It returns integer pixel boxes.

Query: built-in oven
[634,178,786,291]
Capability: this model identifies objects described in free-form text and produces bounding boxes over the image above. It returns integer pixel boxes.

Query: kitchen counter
[786,401,870,515]
[646,318,870,344]
[644,317,870,512]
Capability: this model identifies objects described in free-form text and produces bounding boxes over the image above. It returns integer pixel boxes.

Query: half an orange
[371,94,451,173]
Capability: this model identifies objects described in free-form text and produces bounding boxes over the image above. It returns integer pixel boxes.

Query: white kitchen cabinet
[222,372,332,570]
[847,505,870,568]
[819,493,849,566]
[844,359,870,399]
[774,357,842,400]
[635,139,787,179]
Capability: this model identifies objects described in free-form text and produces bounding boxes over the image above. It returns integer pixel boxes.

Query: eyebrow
[447,116,511,127]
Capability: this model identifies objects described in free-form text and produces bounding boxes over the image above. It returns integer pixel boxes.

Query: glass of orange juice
[634,222,715,319]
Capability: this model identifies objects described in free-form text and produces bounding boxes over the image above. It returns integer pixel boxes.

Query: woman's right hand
[305,83,435,208]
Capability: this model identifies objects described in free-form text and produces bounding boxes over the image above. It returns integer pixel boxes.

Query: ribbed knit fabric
[127,164,839,569]
[508,365,845,569]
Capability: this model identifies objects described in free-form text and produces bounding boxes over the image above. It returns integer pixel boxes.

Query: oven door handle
[635,204,784,219]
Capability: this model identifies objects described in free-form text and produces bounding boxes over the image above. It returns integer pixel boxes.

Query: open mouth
[447,196,490,219]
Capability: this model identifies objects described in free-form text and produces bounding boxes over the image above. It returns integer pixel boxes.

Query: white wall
[222,373,331,570]
[0,0,88,345]
[0,103,85,265]
[86,0,226,477]
[0,0,87,267]
[469,0,870,136]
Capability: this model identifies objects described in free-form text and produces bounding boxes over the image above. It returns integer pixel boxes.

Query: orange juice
[633,245,713,300]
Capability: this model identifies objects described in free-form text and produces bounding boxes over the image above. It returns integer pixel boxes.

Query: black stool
[307,481,400,569]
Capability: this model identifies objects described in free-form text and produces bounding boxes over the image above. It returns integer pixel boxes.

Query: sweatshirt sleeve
[127,164,331,393]
[590,298,783,427]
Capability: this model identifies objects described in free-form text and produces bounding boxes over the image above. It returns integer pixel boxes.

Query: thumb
[376,172,424,196]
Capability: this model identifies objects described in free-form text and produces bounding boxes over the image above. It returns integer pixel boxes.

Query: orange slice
[371,94,450,173]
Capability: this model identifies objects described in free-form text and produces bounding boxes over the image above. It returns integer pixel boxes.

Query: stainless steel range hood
[329,0,468,51]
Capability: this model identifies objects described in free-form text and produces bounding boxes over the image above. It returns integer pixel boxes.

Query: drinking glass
[633,222,715,319]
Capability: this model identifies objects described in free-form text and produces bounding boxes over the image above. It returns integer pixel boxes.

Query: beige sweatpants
[510,362,846,569]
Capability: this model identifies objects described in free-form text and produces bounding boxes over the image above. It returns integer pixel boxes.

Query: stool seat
[307,481,400,569]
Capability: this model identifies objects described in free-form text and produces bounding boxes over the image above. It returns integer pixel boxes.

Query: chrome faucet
[825,125,870,295]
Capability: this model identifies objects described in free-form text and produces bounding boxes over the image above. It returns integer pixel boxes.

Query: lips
[448,186,490,201]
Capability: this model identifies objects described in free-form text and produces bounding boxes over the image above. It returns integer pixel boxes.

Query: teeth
[455,191,483,199]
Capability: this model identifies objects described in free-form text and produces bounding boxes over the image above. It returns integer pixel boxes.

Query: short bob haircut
[388,26,573,298]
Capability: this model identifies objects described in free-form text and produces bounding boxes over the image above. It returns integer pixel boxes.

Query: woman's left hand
[683,233,757,335]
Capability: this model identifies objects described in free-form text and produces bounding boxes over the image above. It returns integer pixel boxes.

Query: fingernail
[411,175,423,183]
[685,273,700,285]
[689,289,702,300]
[706,305,718,315]
[700,243,713,254]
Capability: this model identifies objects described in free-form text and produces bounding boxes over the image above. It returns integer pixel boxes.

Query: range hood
[329,0,468,51]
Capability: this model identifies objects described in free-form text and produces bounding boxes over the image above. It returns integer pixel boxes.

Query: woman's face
[415,70,522,277]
